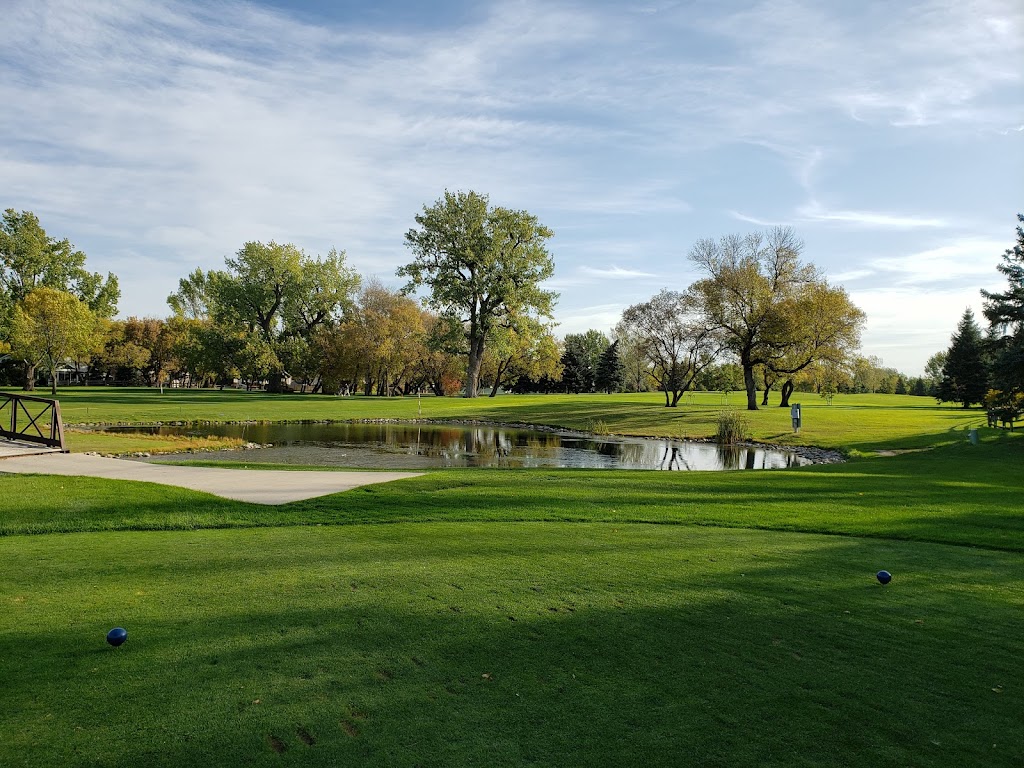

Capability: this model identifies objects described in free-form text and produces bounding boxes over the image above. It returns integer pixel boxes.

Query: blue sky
[2,0,1021,374]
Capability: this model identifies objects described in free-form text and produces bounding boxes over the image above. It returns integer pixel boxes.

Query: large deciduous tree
[687,227,859,410]
[399,190,557,398]
[768,281,865,407]
[982,213,1024,398]
[10,288,101,395]
[937,308,988,408]
[1,209,119,389]
[618,290,726,407]
[168,242,359,391]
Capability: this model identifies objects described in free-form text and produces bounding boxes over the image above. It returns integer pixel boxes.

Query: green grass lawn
[1,388,1021,766]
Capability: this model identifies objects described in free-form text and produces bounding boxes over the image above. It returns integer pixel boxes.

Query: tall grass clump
[716,409,748,444]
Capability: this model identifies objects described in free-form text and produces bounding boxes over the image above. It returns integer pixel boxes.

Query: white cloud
[579,266,658,279]
[797,203,948,229]
[869,238,1007,285]
[850,283,1000,374]
[729,210,789,227]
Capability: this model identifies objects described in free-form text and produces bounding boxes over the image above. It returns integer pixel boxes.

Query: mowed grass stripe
[1,523,1021,768]
[3,436,1023,551]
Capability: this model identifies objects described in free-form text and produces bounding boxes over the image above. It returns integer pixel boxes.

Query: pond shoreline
[73,417,847,465]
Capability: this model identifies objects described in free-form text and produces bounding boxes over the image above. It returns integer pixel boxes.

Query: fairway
[1,390,1022,766]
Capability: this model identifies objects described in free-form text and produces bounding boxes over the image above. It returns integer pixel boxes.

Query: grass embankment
[1,388,1021,766]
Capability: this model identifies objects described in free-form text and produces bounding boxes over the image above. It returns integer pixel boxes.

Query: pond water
[112,422,810,471]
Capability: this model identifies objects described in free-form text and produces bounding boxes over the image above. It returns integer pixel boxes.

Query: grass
[1,387,1022,766]
[2,524,1021,767]
[19,386,992,452]
[65,428,244,455]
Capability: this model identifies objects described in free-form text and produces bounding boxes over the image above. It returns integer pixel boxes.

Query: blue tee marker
[876,570,892,585]
[106,627,128,647]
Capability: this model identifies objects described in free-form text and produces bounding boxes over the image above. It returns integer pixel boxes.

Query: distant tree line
[7,198,1017,414]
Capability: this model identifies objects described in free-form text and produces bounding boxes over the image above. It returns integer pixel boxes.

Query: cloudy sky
[3,0,1022,374]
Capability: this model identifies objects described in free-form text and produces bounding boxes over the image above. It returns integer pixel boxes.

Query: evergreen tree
[560,330,608,393]
[894,375,907,395]
[937,308,988,407]
[911,377,927,397]
[982,213,1024,396]
[595,339,625,393]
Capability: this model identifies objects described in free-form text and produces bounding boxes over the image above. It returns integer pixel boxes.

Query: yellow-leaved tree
[10,287,102,395]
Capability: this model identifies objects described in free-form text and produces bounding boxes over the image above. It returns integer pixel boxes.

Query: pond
[111,422,811,471]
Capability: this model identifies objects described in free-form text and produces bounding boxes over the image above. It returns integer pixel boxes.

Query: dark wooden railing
[0,392,67,451]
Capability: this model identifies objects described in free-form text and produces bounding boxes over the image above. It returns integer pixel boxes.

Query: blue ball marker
[106,627,128,647]
[876,570,892,585]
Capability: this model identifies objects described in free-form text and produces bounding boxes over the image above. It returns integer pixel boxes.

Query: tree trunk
[465,335,485,398]
[779,379,795,407]
[761,370,772,406]
[23,362,36,391]
[743,363,759,410]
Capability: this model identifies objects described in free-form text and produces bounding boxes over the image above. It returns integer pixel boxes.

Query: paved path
[0,450,423,505]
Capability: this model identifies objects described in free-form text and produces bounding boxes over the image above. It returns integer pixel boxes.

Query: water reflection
[113,422,810,471]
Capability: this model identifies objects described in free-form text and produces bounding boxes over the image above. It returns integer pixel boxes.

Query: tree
[982,213,1024,397]
[687,228,821,410]
[619,290,727,407]
[1,209,119,389]
[9,288,101,395]
[613,331,652,392]
[937,308,988,408]
[399,191,557,397]
[168,242,359,391]
[595,339,625,393]
[560,330,609,394]
[923,351,947,395]
[766,281,865,407]
[480,318,560,397]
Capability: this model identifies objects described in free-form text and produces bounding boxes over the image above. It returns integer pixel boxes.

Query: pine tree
[595,339,625,393]
[982,213,1024,396]
[937,308,988,407]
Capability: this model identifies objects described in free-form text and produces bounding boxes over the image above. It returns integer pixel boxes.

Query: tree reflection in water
[123,422,811,472]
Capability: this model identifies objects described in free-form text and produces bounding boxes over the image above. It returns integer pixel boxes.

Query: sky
[2,0,1022,375]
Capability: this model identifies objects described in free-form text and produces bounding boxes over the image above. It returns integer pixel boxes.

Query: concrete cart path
[0,451,424,505]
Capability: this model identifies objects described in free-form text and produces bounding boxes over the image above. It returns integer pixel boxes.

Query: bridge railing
[0,392,68,451]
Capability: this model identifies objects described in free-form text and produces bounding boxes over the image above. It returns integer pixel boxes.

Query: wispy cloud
[579,265,658,279]
[798,203,949,229]
[729,210,789,227]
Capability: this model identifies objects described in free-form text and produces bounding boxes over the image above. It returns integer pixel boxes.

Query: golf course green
[1,389,1021,767]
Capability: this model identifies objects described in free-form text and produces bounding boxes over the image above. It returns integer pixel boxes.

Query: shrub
[716,410,748,444]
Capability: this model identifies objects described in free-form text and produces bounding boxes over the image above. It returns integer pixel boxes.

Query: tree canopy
[10,288,101,395]
[167,241,359,390]
[399,191,557,397]
[1,209,119,389]
[937,308,988,408]
[687,227,862,410]
[618,290,726,407]
[982,213,1024,398]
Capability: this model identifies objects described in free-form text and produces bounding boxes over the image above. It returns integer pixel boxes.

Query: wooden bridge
[0,392,67,452]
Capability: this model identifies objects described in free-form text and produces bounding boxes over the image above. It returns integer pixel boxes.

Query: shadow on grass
[1,526,1020,767]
